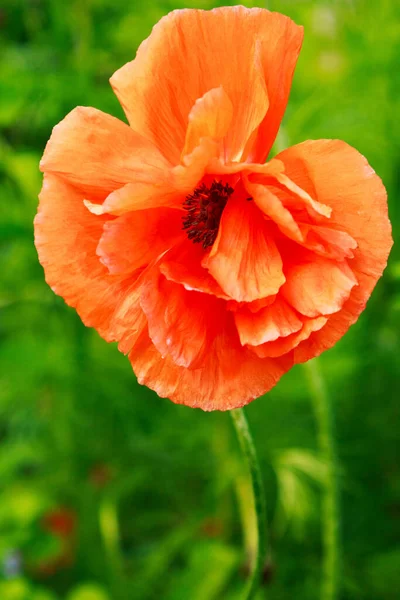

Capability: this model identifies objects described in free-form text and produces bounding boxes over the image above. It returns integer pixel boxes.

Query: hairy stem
[304,359,340,600]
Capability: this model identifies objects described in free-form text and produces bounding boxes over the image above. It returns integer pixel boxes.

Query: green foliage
[67,583,110,600]
[0,0,399,598]
[273,448,329,538]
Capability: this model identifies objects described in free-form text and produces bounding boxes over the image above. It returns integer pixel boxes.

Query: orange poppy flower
[35,7,392,410]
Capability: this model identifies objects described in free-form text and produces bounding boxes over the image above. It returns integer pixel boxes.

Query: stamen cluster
[182,181,234,249]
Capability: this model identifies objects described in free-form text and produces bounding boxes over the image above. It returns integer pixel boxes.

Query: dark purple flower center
[182,180,234,249]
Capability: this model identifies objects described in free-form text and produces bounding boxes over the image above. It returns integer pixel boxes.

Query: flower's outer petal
[160,240,229,299]
[110,7,302,164]
[97,208,184,275]
[250,316,328,358]
[40,107,170,200]
[34,175,147,351]
[110,279,148,354]
[94,137,219,216]
[235,296,303,346]
[140,271,224,369]
[274,139,392,361]
[281,257,357,318]
[226,39,269,162]
[247,22,303,162]
[203,194,285,302]
[128,317,293,411]
[182,87,233,158]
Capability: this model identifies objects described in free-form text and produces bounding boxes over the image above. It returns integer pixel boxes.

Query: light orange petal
[97,137,219,215]
[294,269,381,363]
[266,160,332,218]
[160,240,229,299]
[227,39,269,162]
[110,7,301,164]
[272,139,392,361]
[182,87,233,158]
[203,193,285,302]
[227,295,277,314]
[297,224,357,260]
[247,20,303,162]
[235,297,303,346]
[140,271,223,369]
[250,316,328,358]
[40,107,170,200]
[281,257,357,318]
[276,140,392,280]
[97,208,183,275]
[129,317,292,411]
[109,278,149,354]
[246,179,303,242]
[34,174,146,350]
[245,174,357,259]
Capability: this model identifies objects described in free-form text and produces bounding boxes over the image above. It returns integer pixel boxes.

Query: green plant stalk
[304,359,340,600]
[99,496,125,599]
[230,408,267,600]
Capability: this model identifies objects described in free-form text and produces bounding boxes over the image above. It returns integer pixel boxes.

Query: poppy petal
[273,139,392,361]
[245,175,357,259]
[250,316,328,358]
[129,319,292,411]
[281,257,357,318]
[297,224,357,260]
[182,87,233,158]
[266,161,332,218]
[110,7,302,164]
[246,180,303,241]
[226,39,269,162]
[204,194,285,302]
[34,175,146,348]
[110,280,148,354]
[40,107,169,200]
[247,20,303,162]
[140,272,223,368]
[277,140,392,281]
[160,240,229,299]
[97,208,184,275]
[95,137,219,215]
[235,297,303,346]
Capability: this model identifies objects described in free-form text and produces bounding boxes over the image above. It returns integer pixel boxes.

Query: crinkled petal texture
[35,7,392,411]
[111,6,303,163]
[274,140,392,363]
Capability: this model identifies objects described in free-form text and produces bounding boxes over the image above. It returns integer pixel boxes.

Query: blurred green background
[1,0,399,598]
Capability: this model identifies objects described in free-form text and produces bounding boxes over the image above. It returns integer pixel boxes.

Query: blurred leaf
[275,449,329,486]
[273,449,329,537]
[67,583,110,600]
[0,579,57,600]
[366,548,400,600]
[165,541,240,600]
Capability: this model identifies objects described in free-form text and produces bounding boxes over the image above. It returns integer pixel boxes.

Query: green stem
[99,496,125,598]
[304,359,340,600]
[230,408,267,600]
